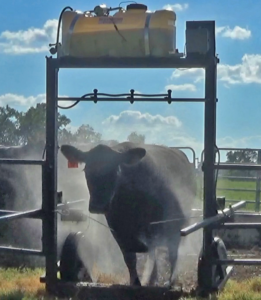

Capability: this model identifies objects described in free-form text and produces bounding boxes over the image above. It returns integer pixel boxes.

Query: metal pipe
[218,176,257,180]
[255,175,261,212]
[201,20,218,292]
[170,146,196,167]
[0,209,42,219]
[180,200,246,236]
[217,187,256,192]
[44,57,58,291]
[213,259,261,266]
[0,246,43,256]
[0,159,44,165]
[217,266,234,292]
[215,164,261,171]
[57,97,206,103]
[57,199,87,208]
[216,223,261,229]
[200,147,261,164]
[223,199,255,204]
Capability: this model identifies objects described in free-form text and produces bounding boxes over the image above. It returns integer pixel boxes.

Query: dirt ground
[135,247,261,291]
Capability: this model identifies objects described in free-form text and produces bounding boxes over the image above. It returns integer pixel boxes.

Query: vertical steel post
[202,21,218,291]
[43,57,58,292]
[255,150,261,212]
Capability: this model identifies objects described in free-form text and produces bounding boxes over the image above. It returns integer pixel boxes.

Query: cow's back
[110,142,197,228]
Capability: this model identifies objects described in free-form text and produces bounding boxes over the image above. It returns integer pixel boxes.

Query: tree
[127,132,145,144]
[17,103,71,145]
[0,103,103,147]
[73,124,102,144]
[226,150,257,164]
[226,150,259,177]
[0,106,21,146]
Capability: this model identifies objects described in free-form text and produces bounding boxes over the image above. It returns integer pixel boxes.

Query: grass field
[1,268,261,300]
[197,176,260,211]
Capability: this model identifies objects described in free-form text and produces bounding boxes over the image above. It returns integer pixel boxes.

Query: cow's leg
[122,251,141,286]
[141,247,157,286]
[166,232,180,286]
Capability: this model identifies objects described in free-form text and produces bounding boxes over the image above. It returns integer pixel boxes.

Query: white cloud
[101,110,198,146]
[216,26,251,40]
[0,93,45,107]
[217,135,261,149]
[0,93,76,109]
[103,110,182,128]
[0,19,57,54]
[163,3,189,11]
[218,54,261,84]
[165,83,197,92]
[171,68,204,82]
[171,54,261,85]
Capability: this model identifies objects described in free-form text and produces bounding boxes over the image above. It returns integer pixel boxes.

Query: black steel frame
[44,20,220,293]
[1,19,260,296]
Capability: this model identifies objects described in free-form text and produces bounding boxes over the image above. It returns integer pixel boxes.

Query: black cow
[0,143,42,207]
[61,142,197,286]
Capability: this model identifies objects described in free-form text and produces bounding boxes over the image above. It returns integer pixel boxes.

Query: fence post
[255,151,261,212]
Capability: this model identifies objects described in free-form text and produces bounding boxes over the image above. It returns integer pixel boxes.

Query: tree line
[0,103,146,146]
[1,103,259,176]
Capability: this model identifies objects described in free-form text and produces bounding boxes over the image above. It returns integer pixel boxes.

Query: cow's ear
[60,145,87,163]
[122,148,146,165]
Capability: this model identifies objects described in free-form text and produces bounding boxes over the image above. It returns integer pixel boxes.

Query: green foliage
[127,131,145,144]
[0,103,102,146]
[0,106,21,145]
[225,150,261,177]
[226,150,258,164]
[73,124,102,143]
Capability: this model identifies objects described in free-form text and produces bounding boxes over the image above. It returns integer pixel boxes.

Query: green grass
[1,268,261,300]
[196,177,260,211]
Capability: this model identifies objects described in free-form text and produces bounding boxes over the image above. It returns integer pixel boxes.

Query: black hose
[49,6,73,54]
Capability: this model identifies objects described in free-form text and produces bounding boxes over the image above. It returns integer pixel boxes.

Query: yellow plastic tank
[59,4,176,58]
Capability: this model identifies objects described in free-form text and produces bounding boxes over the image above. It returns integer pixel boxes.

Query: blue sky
[0,0,260,162]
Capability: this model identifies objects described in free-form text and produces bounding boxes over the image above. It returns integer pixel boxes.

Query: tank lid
[126,3,147,11]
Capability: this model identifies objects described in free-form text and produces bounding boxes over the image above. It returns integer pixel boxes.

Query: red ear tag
[68,160,78,168]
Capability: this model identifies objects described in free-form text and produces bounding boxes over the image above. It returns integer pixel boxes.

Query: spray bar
[180,200,246,237]
[0,209,42,219]
[0,209,43,222]
[0,246,43,256]
[57,96,206,103]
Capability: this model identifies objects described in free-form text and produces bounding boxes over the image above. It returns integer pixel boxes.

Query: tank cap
[126,3,148,10]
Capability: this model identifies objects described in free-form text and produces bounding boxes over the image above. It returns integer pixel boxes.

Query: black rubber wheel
[59,231,92,282]
[197,236,228,293]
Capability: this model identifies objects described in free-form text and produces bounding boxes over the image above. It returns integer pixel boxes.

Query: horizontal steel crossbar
[50,56,212,69]
[180,200,246,236]
[217,187,256,192]
[215,163,261,171]
[0,246,43,256]
[217,223,261,229]
[213,259,261,266]
[0,158,45,165]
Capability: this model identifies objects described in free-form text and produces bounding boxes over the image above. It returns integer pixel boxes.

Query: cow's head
[61,144,146,214]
